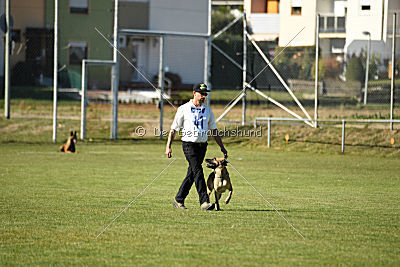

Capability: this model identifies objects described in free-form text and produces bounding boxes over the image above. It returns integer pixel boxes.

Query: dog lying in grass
[60,131,77,153]
[205,158,233,211]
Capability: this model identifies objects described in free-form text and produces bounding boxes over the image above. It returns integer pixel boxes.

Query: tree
[359,50,380,80]
[275,46,316,81]
[211,7,239,35]
[323,56,342,80]
[311,59,327,80]
[346,55,364,83]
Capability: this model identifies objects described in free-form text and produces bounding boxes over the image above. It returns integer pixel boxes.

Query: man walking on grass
[165,83,228,211]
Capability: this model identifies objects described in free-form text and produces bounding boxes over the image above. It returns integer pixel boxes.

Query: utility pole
[111,0,119,139]
[53,0,59,142]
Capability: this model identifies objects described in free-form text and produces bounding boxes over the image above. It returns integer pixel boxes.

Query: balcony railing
[248,14,280,35]
[319,15,346,33]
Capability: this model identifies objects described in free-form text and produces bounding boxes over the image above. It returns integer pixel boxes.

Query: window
[69,41,88,65]
[11,30,21,42]
[266,0,279,14]
[251,0,280,13]
[291,0,302,15]
[70,0,88,14]
[291,6,301,15]
[361,5,370,11]
[360,0,371,14]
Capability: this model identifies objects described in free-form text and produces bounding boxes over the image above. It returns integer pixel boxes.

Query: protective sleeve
[208,108,217,130]
[171,106,184,131]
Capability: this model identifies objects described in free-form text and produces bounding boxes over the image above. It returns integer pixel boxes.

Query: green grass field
[1,88,400,265]
[1,140,399,265]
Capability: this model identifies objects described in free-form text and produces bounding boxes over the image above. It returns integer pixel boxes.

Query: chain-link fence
[211,14,317,123]
[210,11,400,127]
[3,3,400,141]
[315,10,400,122]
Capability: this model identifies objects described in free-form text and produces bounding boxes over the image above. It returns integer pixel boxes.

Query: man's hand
[212,129,228,159]
[165,130,176,158]
[165,147,172,158]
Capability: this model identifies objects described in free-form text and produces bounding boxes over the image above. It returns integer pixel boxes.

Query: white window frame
[70,0,89,14]
[359,0,371,15]
[291,0,302,8]
[291,0,302,15]
[69,41,88,65]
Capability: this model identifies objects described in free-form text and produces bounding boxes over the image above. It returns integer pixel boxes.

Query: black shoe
[200,202,215,211]
[173,200,187,210]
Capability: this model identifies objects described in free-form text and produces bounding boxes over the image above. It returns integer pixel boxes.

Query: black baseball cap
[193,83,210,92]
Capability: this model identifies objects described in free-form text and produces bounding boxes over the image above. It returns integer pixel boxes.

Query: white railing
[248,14,280,35]
[254,117,400,152]
[319,15,346,33]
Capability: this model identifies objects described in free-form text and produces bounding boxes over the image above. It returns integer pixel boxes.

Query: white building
[118,0,210,86]
[244,0,280,41]
[245,0,400,62]
[345,0,400,62]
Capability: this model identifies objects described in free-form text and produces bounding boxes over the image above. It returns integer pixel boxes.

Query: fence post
[110,0,119,140]
[80,61,87,141]
[390,13,396,131]
[4,0,11,120]
[242,11,247,126]
[341,119,346,153]
[158,36,165,140]
[314,14,320,129]
[52,0,59,142]
[267,119,271,148]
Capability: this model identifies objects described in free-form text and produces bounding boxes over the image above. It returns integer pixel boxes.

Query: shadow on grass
[0,137,167,145]
[223,208,288,212]
[0,86,75,101]
[291,139,395,149]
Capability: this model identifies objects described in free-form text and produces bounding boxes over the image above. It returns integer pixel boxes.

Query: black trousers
[175,141,209,205]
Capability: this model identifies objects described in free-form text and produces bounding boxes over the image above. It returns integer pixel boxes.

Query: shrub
[346,55,364,83]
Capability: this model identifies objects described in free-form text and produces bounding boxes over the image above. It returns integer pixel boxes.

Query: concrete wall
[279,0,317,47]
[148,0,209,84]
[317,0,333,14]
[119,1,149,29]
[345,0,385,45]
[344,0,389,60]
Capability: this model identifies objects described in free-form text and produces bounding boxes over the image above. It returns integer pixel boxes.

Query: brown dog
[205,158,233,211]
[60,131,77,153]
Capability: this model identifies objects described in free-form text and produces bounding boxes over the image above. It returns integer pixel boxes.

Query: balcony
[248,13,280,38]
[319,15,346,34]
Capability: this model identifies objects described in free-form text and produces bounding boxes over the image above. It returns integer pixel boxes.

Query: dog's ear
[70,131,73,136]
[205,158,217,169]
[221,159,229,166]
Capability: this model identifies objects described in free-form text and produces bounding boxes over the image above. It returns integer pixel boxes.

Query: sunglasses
[196,91,208,96]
